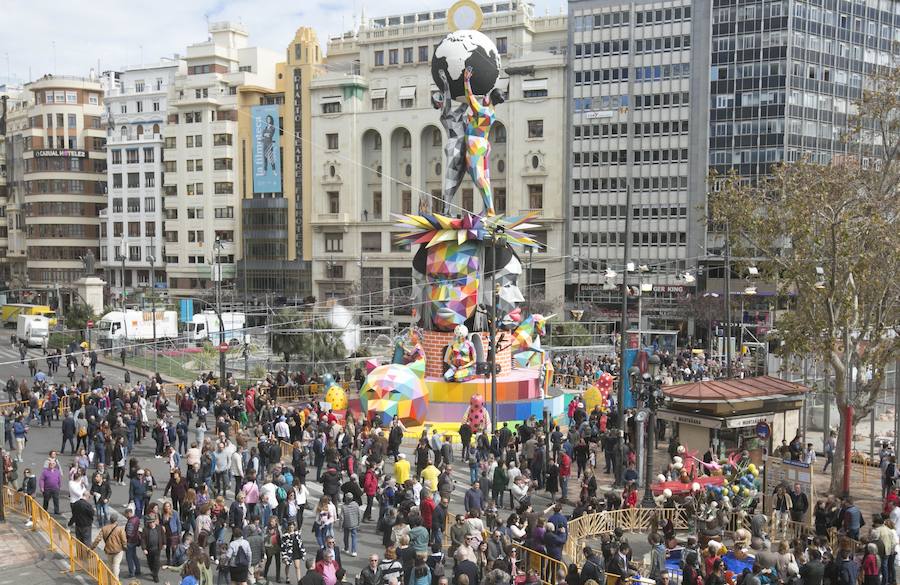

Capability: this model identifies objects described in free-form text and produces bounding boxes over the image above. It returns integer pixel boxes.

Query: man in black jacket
[300,558,325,585]
[68,492,95,545]
[61,413,76,455]
[800,549,826,585]
[581,546,606,585]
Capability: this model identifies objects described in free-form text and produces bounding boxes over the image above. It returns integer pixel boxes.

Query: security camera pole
[615,186,633,487]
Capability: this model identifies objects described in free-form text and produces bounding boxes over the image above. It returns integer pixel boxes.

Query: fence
[3,485,120,585]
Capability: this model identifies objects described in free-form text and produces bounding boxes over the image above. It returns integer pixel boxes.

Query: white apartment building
[162,22,279,297]
[310,1,568,319]
[101,62,182,303]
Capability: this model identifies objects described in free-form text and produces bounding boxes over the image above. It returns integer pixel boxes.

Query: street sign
[218,342,229,352]
[87,320,94,329]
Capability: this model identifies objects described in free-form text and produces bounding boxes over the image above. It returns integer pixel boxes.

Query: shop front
[658,376,809,458]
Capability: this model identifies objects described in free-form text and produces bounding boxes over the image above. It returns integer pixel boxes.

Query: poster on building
[251,105,281,193]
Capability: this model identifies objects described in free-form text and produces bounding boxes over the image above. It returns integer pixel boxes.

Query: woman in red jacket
[623,483,638,508]
[362,467,379,522]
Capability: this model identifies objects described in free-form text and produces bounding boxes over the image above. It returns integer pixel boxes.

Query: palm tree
[271,310,346,370]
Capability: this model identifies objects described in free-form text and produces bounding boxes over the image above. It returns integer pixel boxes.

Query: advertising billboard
[251,105,281,193]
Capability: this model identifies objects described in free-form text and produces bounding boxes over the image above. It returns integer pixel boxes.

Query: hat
[398,454,406,460]
[124,503,135,514]
[137,469,145,475]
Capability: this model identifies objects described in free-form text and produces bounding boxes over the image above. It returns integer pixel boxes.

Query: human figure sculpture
[397,328,426,367]
[443,324,477,382]
[432,70,469,214]
[462,393,490,433]
[81,249,96,276]
[463,66,496,217]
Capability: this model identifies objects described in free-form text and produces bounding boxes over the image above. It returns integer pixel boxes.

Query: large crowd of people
[0,356,894,585]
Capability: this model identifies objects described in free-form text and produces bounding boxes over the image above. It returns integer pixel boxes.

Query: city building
[161,22,280,299]
[100,61,182,306]
[3,74,108,306]
[309,1,569,321]
[566,0,712,337]
[566,0,900,344]
[235,27,322,300]
[0,84,23,291]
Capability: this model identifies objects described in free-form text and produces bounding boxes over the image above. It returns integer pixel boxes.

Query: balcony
[106,133,163,146]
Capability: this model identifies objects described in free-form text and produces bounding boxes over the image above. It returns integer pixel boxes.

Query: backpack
[233,542,250,567]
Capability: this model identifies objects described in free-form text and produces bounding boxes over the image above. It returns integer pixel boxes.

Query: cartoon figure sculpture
[462,393,490,433]
[396,213,538,332]
[324,384,348,412]
[463,66,496,216]
[360,363,429,426]
[392,327,426,378]
[510,313,554,367]
[432,70,470,213]
[443,324,477,382]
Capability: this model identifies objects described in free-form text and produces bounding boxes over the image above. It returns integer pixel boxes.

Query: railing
[3,485,120,585]
[565,507,690,566]
[0,394,79,416]
[511,542,567,585]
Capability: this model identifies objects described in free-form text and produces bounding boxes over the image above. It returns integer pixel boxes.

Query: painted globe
[431,30,501,100]
[360,364,429,427]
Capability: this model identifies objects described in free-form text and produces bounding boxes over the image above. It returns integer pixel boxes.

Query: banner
[251,105,281,193]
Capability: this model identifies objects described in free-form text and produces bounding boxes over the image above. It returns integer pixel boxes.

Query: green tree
[63,303,97,337]
[548,322,592,347]
[271,310,347,369]
[709,70,900,491]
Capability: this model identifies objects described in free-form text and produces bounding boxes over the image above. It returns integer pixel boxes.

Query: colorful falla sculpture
[356,1,557,427]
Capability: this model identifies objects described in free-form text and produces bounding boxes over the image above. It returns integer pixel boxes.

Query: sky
[1,0,562,86]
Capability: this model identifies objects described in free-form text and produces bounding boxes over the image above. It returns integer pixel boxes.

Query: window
[403,47,413,63]
[111,150,122,165]
[527,120,544,138]
[126,149,139,164]
[495,188,506,214]
[389,49,399,65]
[136,101,144,113]
[164,231,178,243]
[497,37,508,55]
[187,208,204,219]
[361,232,381,252]
[418,46,429,62]
[322,101,341,114]
[127,198,140,213]
[186,136,194,148]
[528,184,543,210]
[326,263,344,279]
[214,230,235,242]
[127,173,140,188]
[372,96,385,110]
[462,189,473,211]
[401,191,412,214]
[67,114,76,128]
[399,86,416,109]
[213,134,232,146]
[325,233,343,252]
[401,132,412,148]
[214,182,233,195]
[187,230,204,243]
[194,135,203,147]
[145,173,156,188]
[326,133,339,150]
[327,191,340,213]
[164,137,176,149]
[144,197,156,212]
[375,50,384,66]
[373,192,382,217]
[135,81,145,93]
[214,206,234,219]
[152,101,160,112]
[129,246,141,261]
[142,147,155,163]
[128,222,141,237]
[112,198,123,213]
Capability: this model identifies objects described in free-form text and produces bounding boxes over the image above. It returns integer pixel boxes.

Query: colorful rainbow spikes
[393,211,543,249]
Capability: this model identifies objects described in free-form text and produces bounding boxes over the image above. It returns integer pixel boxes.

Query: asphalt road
[0,343,133,393]
[0,360,570,584]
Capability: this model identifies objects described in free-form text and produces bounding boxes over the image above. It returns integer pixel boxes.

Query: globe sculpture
[431,30,501,100]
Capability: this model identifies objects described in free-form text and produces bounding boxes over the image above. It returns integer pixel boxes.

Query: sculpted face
[426,240,480,331]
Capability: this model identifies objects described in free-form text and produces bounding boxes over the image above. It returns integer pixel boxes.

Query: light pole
[723,222,733,378]
[117,239,129,352]
[488,227,505,435]
[631,353,662,507]
[147,253,158,373]
[615,186,633,487]
[213,236,226,385]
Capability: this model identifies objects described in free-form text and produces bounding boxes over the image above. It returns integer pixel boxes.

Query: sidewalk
[0,519,85,585]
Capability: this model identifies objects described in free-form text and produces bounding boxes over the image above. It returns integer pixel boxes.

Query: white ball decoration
[657,474,667,482]
[691,482,701,492]
[677,445,686,454]
[663,488,673,498]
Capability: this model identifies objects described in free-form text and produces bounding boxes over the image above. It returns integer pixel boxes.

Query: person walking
[69,491,96,545]
[340,492,360,557]
[142,513,165,583]
[124,503,143,578]
[13,416,27,462]
[91,511,127,580]
[226,526,253,585]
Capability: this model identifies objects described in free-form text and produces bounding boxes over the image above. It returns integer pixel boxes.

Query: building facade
[0,85,21,290]
[161,22,280,298]
[567,0,712,335]
[566,0,900,341]
[235,27,322,300]
[310,2,569,321]
[3,75,107,306]
[101,62,182,305]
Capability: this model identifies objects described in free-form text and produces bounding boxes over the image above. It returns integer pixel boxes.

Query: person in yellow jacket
[394,453,411,485]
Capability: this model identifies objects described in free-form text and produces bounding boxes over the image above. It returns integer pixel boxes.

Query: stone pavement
[0,518,86,585]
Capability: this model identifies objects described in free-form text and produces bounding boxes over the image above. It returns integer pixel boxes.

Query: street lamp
[147,253,158,374]
[213,236,226,385]
[630,353,663,507]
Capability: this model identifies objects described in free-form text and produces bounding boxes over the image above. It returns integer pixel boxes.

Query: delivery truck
[186,310,248,345]
[16,314,49,348]
[96,309,179,347]
[2,303,57,327]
